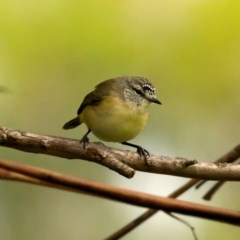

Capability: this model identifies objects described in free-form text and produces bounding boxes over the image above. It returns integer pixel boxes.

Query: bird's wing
[77,90,104,115]
[77,78,118,115]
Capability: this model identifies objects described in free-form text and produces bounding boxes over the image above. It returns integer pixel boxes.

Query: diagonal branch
[106,144,240,239]
[0,126,240,180]
[0,159,239,226]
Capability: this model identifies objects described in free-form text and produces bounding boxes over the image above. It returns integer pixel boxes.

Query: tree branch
[0,159,239,226]
[0,126,240,180]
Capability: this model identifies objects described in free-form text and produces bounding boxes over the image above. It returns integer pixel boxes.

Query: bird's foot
[122,142,150,164]
[80,135,89,149]
[136,146,150,163]
[80,129,91,149]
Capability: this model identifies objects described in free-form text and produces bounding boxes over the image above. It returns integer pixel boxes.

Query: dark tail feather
[63,117,81,129]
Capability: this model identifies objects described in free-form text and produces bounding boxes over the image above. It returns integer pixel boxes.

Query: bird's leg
[121,141,150,163]
[80,129,91,148]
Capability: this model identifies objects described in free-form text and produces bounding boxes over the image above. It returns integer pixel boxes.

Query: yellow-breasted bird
[63,76,161,160]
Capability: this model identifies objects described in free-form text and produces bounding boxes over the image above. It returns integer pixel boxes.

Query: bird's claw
[136,146,150,164]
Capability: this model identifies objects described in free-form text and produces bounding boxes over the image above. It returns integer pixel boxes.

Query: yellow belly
[80,96,149,142]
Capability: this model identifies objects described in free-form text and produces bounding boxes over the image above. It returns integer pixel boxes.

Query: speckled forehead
[124,76,156,92]
[143,83,156,93]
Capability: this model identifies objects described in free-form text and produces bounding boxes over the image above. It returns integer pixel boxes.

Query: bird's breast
[80,96,149,142]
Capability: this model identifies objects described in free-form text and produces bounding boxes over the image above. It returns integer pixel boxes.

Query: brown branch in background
[0,126,240,180]
[202,181,226,201]
[105,179,200,240]
[0,159,240,227]
[105,145,240,240]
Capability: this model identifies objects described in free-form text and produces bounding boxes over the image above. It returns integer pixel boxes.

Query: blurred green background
[0,0,239,239]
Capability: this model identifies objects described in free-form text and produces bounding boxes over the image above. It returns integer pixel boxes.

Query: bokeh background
[0,1,240,239]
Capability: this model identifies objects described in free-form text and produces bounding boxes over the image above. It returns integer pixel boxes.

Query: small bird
[63,76,161,160]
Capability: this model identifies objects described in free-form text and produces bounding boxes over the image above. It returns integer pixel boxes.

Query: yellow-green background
[0,1,239,239]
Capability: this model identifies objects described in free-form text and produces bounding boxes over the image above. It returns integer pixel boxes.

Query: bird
[63,76,161,160]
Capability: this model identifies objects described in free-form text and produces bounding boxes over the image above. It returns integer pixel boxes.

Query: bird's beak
[150,97,162,105]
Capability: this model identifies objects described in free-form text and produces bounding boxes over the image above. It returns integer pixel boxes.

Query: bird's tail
[62,116,81,129]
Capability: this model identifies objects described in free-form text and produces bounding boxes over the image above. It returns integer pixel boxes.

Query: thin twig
[166,212,198,240]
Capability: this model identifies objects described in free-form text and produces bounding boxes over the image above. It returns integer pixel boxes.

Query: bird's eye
[134,88,143,95]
